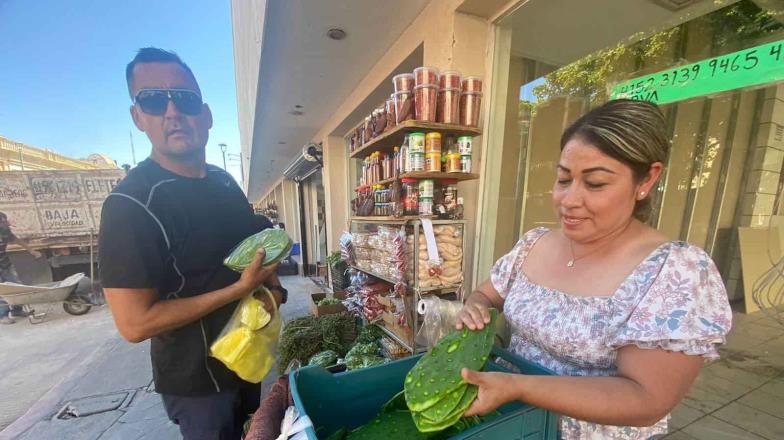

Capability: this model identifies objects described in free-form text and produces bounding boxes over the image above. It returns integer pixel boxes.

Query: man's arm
[11,236,41,259]
[105,250,278,343]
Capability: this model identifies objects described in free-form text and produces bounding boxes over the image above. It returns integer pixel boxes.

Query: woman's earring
[639,191,646,199]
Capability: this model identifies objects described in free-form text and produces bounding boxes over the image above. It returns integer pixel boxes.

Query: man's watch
[266,284,288,304]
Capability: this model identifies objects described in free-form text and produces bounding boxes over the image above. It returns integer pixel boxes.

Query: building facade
[0,136,118,171]
[232,0,784,306]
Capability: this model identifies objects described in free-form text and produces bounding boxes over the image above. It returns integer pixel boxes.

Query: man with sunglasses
[98,48,287,440]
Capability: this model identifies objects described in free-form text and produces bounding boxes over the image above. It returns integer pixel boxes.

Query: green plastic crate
[289,346,558,439]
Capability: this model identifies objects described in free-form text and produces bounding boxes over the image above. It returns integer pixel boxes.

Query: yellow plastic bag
[210,287,282,383]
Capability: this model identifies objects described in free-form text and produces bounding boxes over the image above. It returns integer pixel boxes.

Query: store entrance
[300,170,328,283]
[486,0,784,300]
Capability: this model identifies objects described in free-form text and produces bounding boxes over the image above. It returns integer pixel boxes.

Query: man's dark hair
[125,47,197,97]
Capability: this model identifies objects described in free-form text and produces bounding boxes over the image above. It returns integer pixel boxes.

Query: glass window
[490,0,784,299]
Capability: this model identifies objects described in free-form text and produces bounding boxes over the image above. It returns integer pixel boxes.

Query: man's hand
[235,249,280,297]
[30,250,42,259]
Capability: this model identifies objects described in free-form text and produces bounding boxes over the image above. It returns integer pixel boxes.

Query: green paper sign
[610,39,784,105]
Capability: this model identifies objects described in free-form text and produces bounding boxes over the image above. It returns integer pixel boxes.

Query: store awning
[232,0,429,201]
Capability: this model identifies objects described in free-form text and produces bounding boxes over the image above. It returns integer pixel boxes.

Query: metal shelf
[351,216,435,223]
[350,264,460,294]
[357,172,479,192]
[350,264,399,285]
[377,322,415,353]
[418,285,461,293]
[350,217,466,224]
[350,219,467,356]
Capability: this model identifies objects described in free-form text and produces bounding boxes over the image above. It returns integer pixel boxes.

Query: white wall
[230,0,267,191]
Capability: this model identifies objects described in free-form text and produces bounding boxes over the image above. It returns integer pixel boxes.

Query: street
[0,275,319,439]
[0,304,118,430]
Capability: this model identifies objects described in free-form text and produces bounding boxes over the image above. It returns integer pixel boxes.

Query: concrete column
[322,136,349,258]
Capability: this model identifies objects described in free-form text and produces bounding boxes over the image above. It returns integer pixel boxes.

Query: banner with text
[610,39,784,105]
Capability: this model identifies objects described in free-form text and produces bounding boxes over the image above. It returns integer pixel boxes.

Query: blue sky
[520,77,545,102]
[0,0,243,181]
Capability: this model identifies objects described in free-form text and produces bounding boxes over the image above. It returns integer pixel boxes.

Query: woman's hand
[461,368,517,417]
[455,302,491,331]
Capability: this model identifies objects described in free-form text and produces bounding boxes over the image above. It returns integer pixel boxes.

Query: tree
[530,1,781,105]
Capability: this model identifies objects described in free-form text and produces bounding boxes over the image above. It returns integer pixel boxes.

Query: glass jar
[443,180,458,215]
[419,197,433,216]
[401,178,419,216]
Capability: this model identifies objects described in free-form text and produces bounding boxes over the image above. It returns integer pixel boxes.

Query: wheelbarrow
[0,273,90,323]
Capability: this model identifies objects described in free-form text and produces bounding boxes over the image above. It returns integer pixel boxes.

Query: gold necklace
[567,239,614,268]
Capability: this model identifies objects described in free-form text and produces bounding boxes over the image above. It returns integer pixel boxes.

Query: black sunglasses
[133,89,203,116]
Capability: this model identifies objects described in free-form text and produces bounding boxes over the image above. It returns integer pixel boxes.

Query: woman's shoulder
[521,226,551,243]
[661,240,720,272]
[644,239,728,308]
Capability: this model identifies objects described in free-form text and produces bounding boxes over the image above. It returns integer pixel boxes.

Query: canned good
[409,132,425,154]
[419,179,434,198]
[425,152,441,172]
[419,197,433,216]
[445,153,461,173]
[457,136,472,156]
[410,153,425,171]
[425,132,442,154]
[374,202,390,216]
[460,155,472,173]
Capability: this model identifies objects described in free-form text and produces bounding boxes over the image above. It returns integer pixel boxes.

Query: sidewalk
[664,309,784,440]
[0,275,321,440]
[5,275,780,439]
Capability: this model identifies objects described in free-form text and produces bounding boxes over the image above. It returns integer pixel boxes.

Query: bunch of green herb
[355,324,384,344]
[317,297,343,306]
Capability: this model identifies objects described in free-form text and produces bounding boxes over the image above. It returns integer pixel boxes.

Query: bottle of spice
[460,155,472,173]
[445,151,461,173]
[401,178,419,216]
[419,179,434,199]
[393,147,400,178]
[409,132,425,154]
[457,136,472,156]
[419,197,433,217]
[425,132,441,154]
[443,180,459,217]
[425,132,441,172]
[401,135,411,173]
[410,152,425,172]
[426,151,441,172]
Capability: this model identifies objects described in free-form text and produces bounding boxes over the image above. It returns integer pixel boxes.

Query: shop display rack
[349,120,481,159]
[350,217,466,354]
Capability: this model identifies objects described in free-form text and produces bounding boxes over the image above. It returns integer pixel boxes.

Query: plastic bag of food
[414,296,463,349]
[210,287,282,383]
[224,229,293,272]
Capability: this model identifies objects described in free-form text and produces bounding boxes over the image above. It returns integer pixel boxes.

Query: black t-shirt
[98,158,259,396]
[0,227,17,270]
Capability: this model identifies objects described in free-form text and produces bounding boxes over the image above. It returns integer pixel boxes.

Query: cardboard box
[310,292,348,317]
[381,312,414,346]
[377,295,394,310]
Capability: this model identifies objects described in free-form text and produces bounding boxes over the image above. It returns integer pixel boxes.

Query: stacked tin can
[418,179,434,216]
[457,136,472,173]
[408,132,425,172]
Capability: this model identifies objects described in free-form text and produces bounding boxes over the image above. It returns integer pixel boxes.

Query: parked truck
[0,169,124,285]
